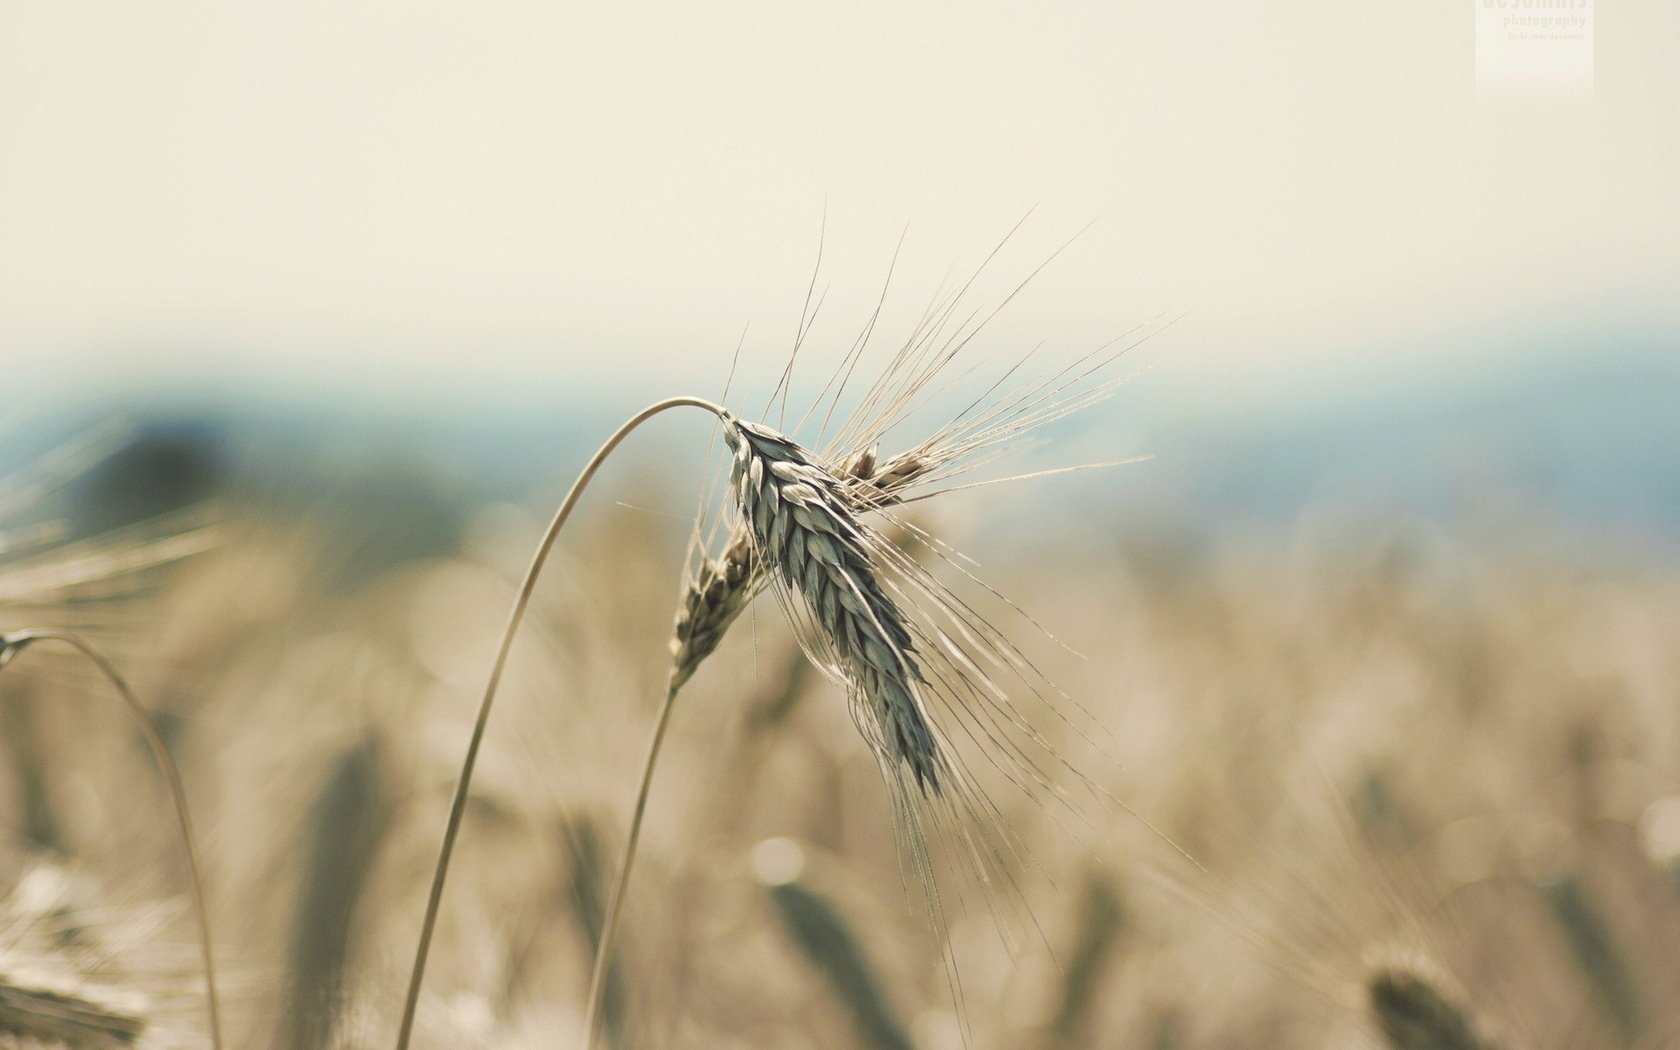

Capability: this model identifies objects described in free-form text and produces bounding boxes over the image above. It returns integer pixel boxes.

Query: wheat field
[2,413,1677,1050]
[5,0,1676,1043]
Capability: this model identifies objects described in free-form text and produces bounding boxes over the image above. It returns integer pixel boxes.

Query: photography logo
[1476,0,1593,102]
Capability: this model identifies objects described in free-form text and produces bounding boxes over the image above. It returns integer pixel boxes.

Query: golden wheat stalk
[394,396,725,1050]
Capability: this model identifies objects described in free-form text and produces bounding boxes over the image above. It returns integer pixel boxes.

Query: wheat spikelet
[655,306,1175,1019]
[718,412,945,794]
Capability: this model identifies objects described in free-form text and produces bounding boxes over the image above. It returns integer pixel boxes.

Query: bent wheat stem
[0,628,224,1050]
[395,396,722,1050]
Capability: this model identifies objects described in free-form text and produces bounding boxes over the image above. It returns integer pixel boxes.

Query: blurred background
[2,2,1678,1048]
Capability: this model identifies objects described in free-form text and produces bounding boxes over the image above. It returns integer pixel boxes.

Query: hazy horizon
[5,1,1677,407]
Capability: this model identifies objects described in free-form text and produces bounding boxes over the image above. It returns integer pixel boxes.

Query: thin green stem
[581,676,680,1050]
[395,396,722,1050]
[0,628,224,1050]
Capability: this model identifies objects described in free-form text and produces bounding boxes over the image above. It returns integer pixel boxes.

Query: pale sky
[3,1,1676,406]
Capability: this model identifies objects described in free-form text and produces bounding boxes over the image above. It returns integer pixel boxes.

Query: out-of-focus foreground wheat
[3,440,1679,1050]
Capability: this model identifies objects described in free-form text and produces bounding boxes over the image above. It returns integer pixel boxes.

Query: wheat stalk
[395,396,725,1050]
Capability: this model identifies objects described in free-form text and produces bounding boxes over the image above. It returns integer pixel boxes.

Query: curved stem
[395,396,722,1050]
[0,628,224,1050]
[581,676,679,1050]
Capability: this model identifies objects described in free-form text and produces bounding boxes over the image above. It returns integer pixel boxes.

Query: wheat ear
[0,628,223,1050]
[720,412,943,791]
[395,396,725,1050]
[582,419,942,1049]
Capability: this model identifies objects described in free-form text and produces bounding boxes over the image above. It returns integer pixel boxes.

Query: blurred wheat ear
[769,879,916,1050]
[0,629,222,1050]
[0,977,147,1048]
[1543,874,1643,1044]
[1366,966,1496,1050]
[282,734,392,1050]
[1044,875,1126,1049]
